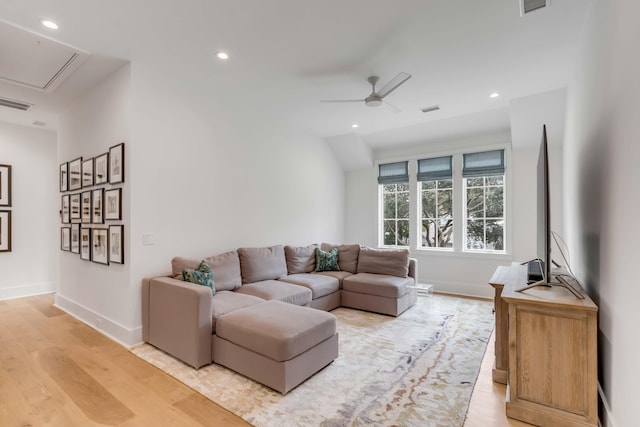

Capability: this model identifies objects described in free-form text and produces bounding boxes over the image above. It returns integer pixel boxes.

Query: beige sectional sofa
[141,243,418,393]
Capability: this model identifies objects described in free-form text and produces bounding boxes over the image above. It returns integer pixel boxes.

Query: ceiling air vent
[521,0,550,15]
[420,105,440,114]
[0,97,32,111]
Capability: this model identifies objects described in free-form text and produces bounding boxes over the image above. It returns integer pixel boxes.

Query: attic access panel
[0,20,88,92]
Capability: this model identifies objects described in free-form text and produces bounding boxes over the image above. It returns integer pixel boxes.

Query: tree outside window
[382,183,410,246]
[465,175,505,250]
[421,179,453,248]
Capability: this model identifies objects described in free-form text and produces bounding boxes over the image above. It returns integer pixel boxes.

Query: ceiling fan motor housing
[365,95,383,107]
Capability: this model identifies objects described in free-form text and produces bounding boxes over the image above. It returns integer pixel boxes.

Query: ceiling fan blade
[383,100,401,114]
[320,99,363,103]
[377,72,411,98]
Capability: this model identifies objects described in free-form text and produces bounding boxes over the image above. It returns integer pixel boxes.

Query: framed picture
[92,188,104,223]
[109,143,125,184]
[82,158,94,188]
[0,164,11,207]
[69,157,82,191]
[70,223,80,254]
[61,194,70,224]
[104,188,122,220]
[61,227,70,251]
[70,193,81,221]
[0,210,11,252]
[95,152,109,185]
[109,224,124,264]
[60,162,68,192]
[80,227,91,260]
[81,191,92,223]
[91,228,109,265]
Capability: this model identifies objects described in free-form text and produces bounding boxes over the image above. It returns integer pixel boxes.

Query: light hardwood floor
[0,294,532,426]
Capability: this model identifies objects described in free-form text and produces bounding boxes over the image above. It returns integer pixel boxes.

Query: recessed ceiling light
[489,92,500,98]
[352,124,359,128]
[41,20,58,30]
[216,51,229,60]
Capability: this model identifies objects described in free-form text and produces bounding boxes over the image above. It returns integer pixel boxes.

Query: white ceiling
[0,0,590,147]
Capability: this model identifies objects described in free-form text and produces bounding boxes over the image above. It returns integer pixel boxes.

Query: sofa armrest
[408,258,418,282]
[142,276,214,368]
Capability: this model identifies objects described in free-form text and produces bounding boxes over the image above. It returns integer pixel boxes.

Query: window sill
[410,248,513,261]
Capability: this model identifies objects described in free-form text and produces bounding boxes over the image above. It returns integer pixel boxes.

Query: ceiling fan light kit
[321,72,411,111]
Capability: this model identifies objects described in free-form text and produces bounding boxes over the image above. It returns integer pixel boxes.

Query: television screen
[537,125,551,283]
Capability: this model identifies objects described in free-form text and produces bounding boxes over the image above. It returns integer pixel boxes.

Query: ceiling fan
[321,72,411,112]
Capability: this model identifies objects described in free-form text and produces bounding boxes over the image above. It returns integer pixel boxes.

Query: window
[382,183,410,246]
[378,162,409,247]
[377,148,507,254]
[418,156,453,249]
[463,150,505,251]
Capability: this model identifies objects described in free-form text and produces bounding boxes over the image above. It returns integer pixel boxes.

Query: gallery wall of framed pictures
[0,164,12,252]
[59,143,125,265]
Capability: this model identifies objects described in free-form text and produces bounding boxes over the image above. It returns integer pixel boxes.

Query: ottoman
[212,300,338,394]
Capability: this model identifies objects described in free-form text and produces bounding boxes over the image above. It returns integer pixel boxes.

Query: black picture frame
[61,194,70,224]
[70,223,80,254]
[60,162,68,192]
[69,157,83,191]
[94,152,109,185]
[0,210,11,252]
[92,188,104,224]
[70,193,81,221]
[81,191,92,223]
[0,164,11,207]
[109,224,124,264]
[82,158,94,188]
[61,227,71,251]
[91,228,109,265]
[80,227,91,260]
[104,188,122,220]
[109,143,125,184]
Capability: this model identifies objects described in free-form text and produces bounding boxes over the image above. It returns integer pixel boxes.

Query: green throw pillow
[315,247,340,272]
[182,260,215,295]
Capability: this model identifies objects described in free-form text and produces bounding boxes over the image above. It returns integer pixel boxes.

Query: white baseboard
[54,294,143,348]
[598,382,616,427]
[0,281,57,301]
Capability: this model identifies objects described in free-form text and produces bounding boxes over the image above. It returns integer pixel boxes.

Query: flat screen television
[516,124,583,298]
[537,124,551,283]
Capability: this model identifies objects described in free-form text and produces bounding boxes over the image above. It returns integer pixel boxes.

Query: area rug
[132,294,493,427]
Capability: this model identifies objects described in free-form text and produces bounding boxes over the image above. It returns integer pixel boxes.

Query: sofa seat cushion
[216,300,337,362]
[278,274,340,299]
[342,273,414,298]
[235,280,312,306]
[315,271,353,286]
[211,291,265,333]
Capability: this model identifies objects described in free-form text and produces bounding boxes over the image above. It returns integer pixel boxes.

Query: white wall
[564,1,640,426]
[56,63,133,344]
[0,122,57,299]
[54,61,346,346]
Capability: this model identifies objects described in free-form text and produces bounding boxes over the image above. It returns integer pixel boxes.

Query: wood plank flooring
[0,293,532,426]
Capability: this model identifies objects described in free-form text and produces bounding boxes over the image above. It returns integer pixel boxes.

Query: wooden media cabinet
[489,263,598,427]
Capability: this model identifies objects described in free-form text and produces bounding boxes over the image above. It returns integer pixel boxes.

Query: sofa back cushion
[321,243,360,273]
[356,247,410,278]
[284,244,316,274]
[171,250,242,291]
[238,245,288,284]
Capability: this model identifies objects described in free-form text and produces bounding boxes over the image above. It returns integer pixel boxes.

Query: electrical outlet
[143,232,156,245]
